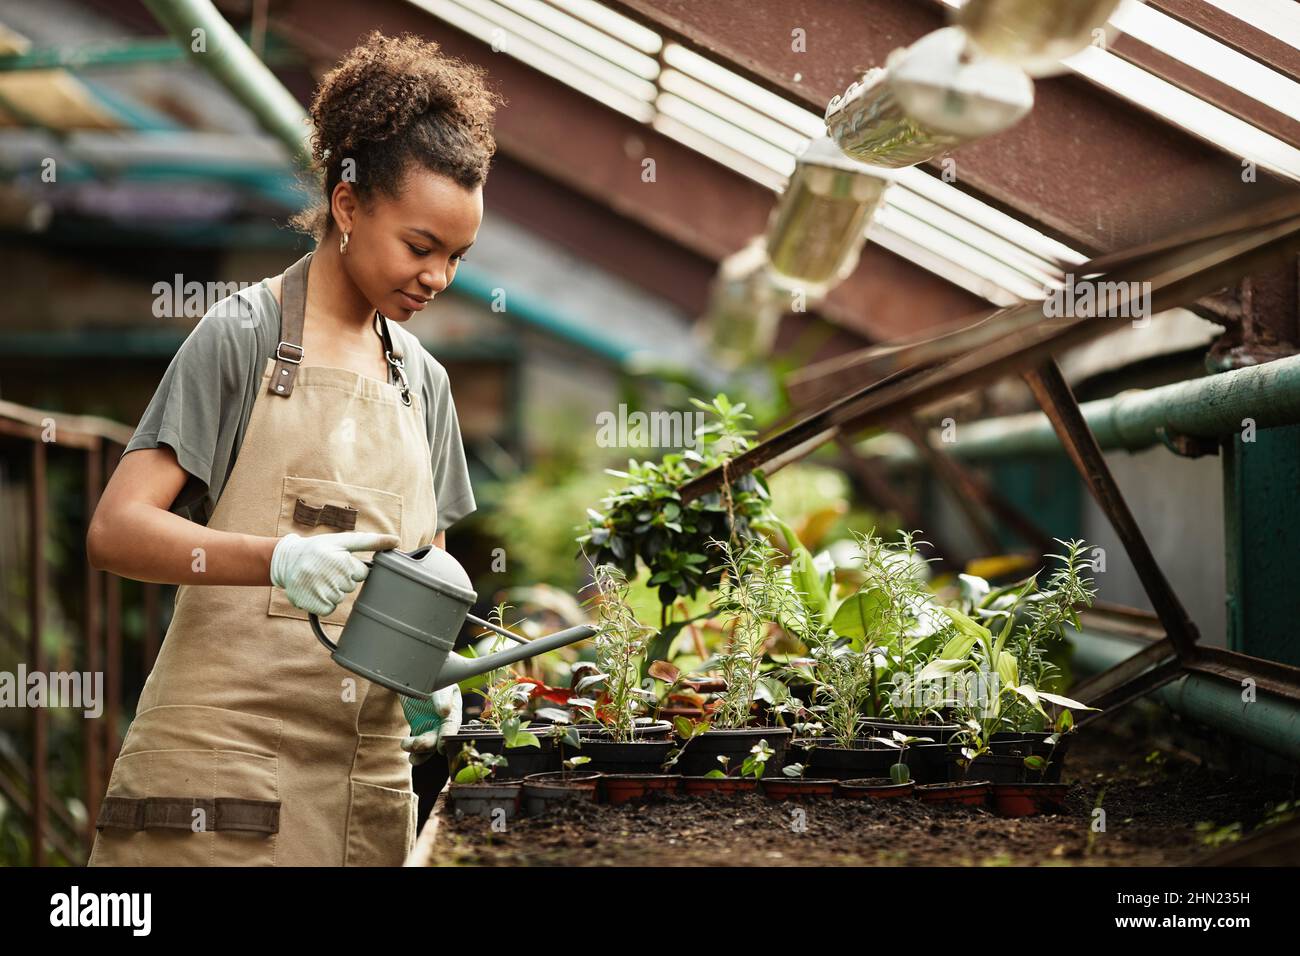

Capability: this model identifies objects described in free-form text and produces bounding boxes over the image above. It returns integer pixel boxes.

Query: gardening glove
[270,531,400,616]
[400,685,462,765]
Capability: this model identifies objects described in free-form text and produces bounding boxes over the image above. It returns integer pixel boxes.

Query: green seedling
[451,743,509,785]
[868,730,933,785]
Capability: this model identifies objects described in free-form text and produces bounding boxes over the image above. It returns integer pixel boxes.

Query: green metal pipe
[1070,629,1300,763]
[143,0,311,169]
[865,352,1300,462]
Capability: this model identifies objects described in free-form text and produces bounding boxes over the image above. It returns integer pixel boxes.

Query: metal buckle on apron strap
[95,796,281,834]
[385,349,412,407]
[275,341,304,364]
[375,311,412,406]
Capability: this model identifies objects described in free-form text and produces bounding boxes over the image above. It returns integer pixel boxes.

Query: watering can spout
[434,624,601,690]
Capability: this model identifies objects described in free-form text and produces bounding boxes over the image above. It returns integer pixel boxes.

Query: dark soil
[436,726,1298,866]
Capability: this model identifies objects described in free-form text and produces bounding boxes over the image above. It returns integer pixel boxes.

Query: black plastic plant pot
[859,718,961,744]
[448,782,522,819]
[521,771,603,815]
[788,738,908,780]
[671,726,793,777]
[681,776,761,796]
[760,777,837,800]
[945,751,1025,784]
[992,782,1069,817]
[441,731,559,781]
[571,739,676,774]
[915,781,990,807]
[992,731,1071,782]
[836,778,916,800]
[903,742,952,785]
[576,720,674,741]
[601,774,681,805]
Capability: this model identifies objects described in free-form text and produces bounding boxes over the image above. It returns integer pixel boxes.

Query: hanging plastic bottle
[765,135,893,299]
[695,238,788,370]
[826,27,1034,169]
[954,0,1129,77]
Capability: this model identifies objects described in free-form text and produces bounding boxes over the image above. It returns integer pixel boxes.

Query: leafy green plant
[707,536,807,729]
[451,743,509,784]
[788,528,946,745]
[705,739,774,780]
[867,730,934,784]
[1024,708,1076,781]
[573,563,657,741]
[577,395,775,611]
[662,715,711,771]
[960,539,1098,733]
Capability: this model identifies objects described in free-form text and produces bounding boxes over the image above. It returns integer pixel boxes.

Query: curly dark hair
[291,30,503,240]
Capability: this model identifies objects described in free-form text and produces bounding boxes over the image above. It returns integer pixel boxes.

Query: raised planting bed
[433,727,1297,866]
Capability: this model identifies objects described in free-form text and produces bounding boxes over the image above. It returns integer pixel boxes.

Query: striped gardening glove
[399,685,462,765]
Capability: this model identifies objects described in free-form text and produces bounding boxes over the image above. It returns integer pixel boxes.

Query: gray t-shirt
[124,279,477,535]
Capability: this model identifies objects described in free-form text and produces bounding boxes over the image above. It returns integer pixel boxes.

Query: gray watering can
[309,544,599,700]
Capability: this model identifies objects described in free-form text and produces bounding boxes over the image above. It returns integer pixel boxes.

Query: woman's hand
[270,530,401,616]
[400,685,463,765]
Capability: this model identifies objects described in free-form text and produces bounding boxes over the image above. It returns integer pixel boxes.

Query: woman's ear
[331,180,359,235]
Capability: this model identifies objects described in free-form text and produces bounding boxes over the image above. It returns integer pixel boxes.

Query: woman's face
[331,165,483,321]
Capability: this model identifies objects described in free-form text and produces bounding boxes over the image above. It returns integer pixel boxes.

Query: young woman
[85,31,499,866]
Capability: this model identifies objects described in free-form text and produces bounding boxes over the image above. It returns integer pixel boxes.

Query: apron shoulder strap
[269,251,311,398]
[374,312,413,407]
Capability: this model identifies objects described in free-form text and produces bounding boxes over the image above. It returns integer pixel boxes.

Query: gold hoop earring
[339,230,350,255]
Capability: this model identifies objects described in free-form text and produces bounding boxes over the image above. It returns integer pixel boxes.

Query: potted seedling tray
[441,728,559,780]
[522,770,603,815]
[573,739,677,774]
[898,742,951,784]
[991,782,1069,817]
[671,726,793,777]
[577,720,673,741]
[787,737,907,780]
[836,777,916,800]
[600,774,682,805]
[761,777,838,800]
[991,732,1071,782]
[915,781,990,807]
[859,719,961,743]
[681,776,762,796]
[945,751,1026,784]
[448,782,522,819]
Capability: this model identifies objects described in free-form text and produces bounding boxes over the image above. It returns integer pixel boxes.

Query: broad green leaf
[1037,691,1100,712]
[917,658,970,681]
[454,765,491,784]
[831,589,888,641]
[994,651,1019,689]
[940,606,992,642]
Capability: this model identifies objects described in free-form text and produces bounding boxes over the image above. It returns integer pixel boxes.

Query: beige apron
[88,251,439,866]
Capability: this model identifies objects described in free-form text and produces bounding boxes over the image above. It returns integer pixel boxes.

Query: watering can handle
[308,559,373,654]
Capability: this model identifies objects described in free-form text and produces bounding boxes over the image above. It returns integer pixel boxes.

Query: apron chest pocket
[269,475,405,625]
